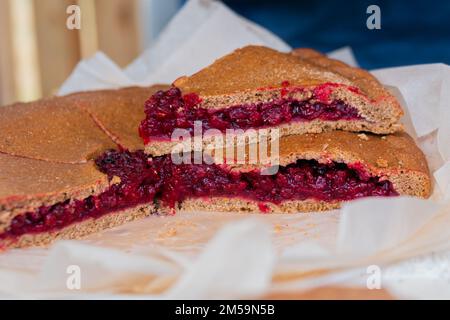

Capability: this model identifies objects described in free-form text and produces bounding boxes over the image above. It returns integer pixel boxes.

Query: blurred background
[0,0,449,105]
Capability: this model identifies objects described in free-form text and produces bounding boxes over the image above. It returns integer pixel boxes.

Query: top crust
[72,85,169,151]
[218,131,428,176]
[0,85,167,163]
[0,96,117,163]
[275,131,429,176]
[174,46,397,101]
[291,48,390,100]
[174,46,354,96]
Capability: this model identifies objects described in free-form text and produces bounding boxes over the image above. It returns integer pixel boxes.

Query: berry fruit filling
[1,150,397,239]
[139,87,362,141]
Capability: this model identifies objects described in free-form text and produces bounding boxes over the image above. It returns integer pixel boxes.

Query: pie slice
[0,85,168,249]
[0,152,157,249]
[139,46,404,156]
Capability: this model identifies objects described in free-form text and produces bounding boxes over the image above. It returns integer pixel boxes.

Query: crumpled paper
[1,0,449,299]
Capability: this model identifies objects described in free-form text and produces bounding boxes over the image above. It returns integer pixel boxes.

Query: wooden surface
[33,0,81,97]
[78,0,99,58]
[0,0,142,105]
[95,0,141,67]
[0,0,16,105]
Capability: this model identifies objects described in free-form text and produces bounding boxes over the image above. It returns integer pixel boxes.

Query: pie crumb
[274,224,288,233]
[157,227,177,238]
[357,133,369,141]
[376,158,389,168]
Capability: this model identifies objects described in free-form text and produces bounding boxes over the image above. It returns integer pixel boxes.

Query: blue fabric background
[222,0,450,69]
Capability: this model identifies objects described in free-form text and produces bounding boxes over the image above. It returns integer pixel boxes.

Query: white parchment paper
[1,0,449,299]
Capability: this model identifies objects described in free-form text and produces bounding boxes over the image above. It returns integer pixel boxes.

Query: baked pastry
[72,85,169,151]
[0,151,157,249]
[0,50,429,249]
[159,131,430,213]
[0,129,430,249]
[0,86,164,249]
[139,46,404,156]
[0,95,117,163]
[0,86,168,164]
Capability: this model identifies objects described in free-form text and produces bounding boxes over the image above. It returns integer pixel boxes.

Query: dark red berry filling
[139,87,362,141]
[0,150,397,240]
[155,156,397,208]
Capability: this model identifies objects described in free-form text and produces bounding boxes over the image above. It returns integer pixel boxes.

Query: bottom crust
[2,198,336,249]
[178,197,341,214]
[2,203,156,250]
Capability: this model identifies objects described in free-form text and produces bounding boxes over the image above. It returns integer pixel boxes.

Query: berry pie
[0,126,430,249]
[0,47,430,250]
[139,46,404,156]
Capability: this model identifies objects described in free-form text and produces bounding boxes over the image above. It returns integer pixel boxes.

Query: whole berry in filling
[139,87,362,141]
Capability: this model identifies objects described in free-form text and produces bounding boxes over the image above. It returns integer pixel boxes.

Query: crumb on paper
[274,224,289,233]
[381,136,387,140]
[157,227,177,239]
[376,158,389,168]
[164,220,197,228]
[357,133,369,141]
[274,224,283,233]
[176,220,197,227]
